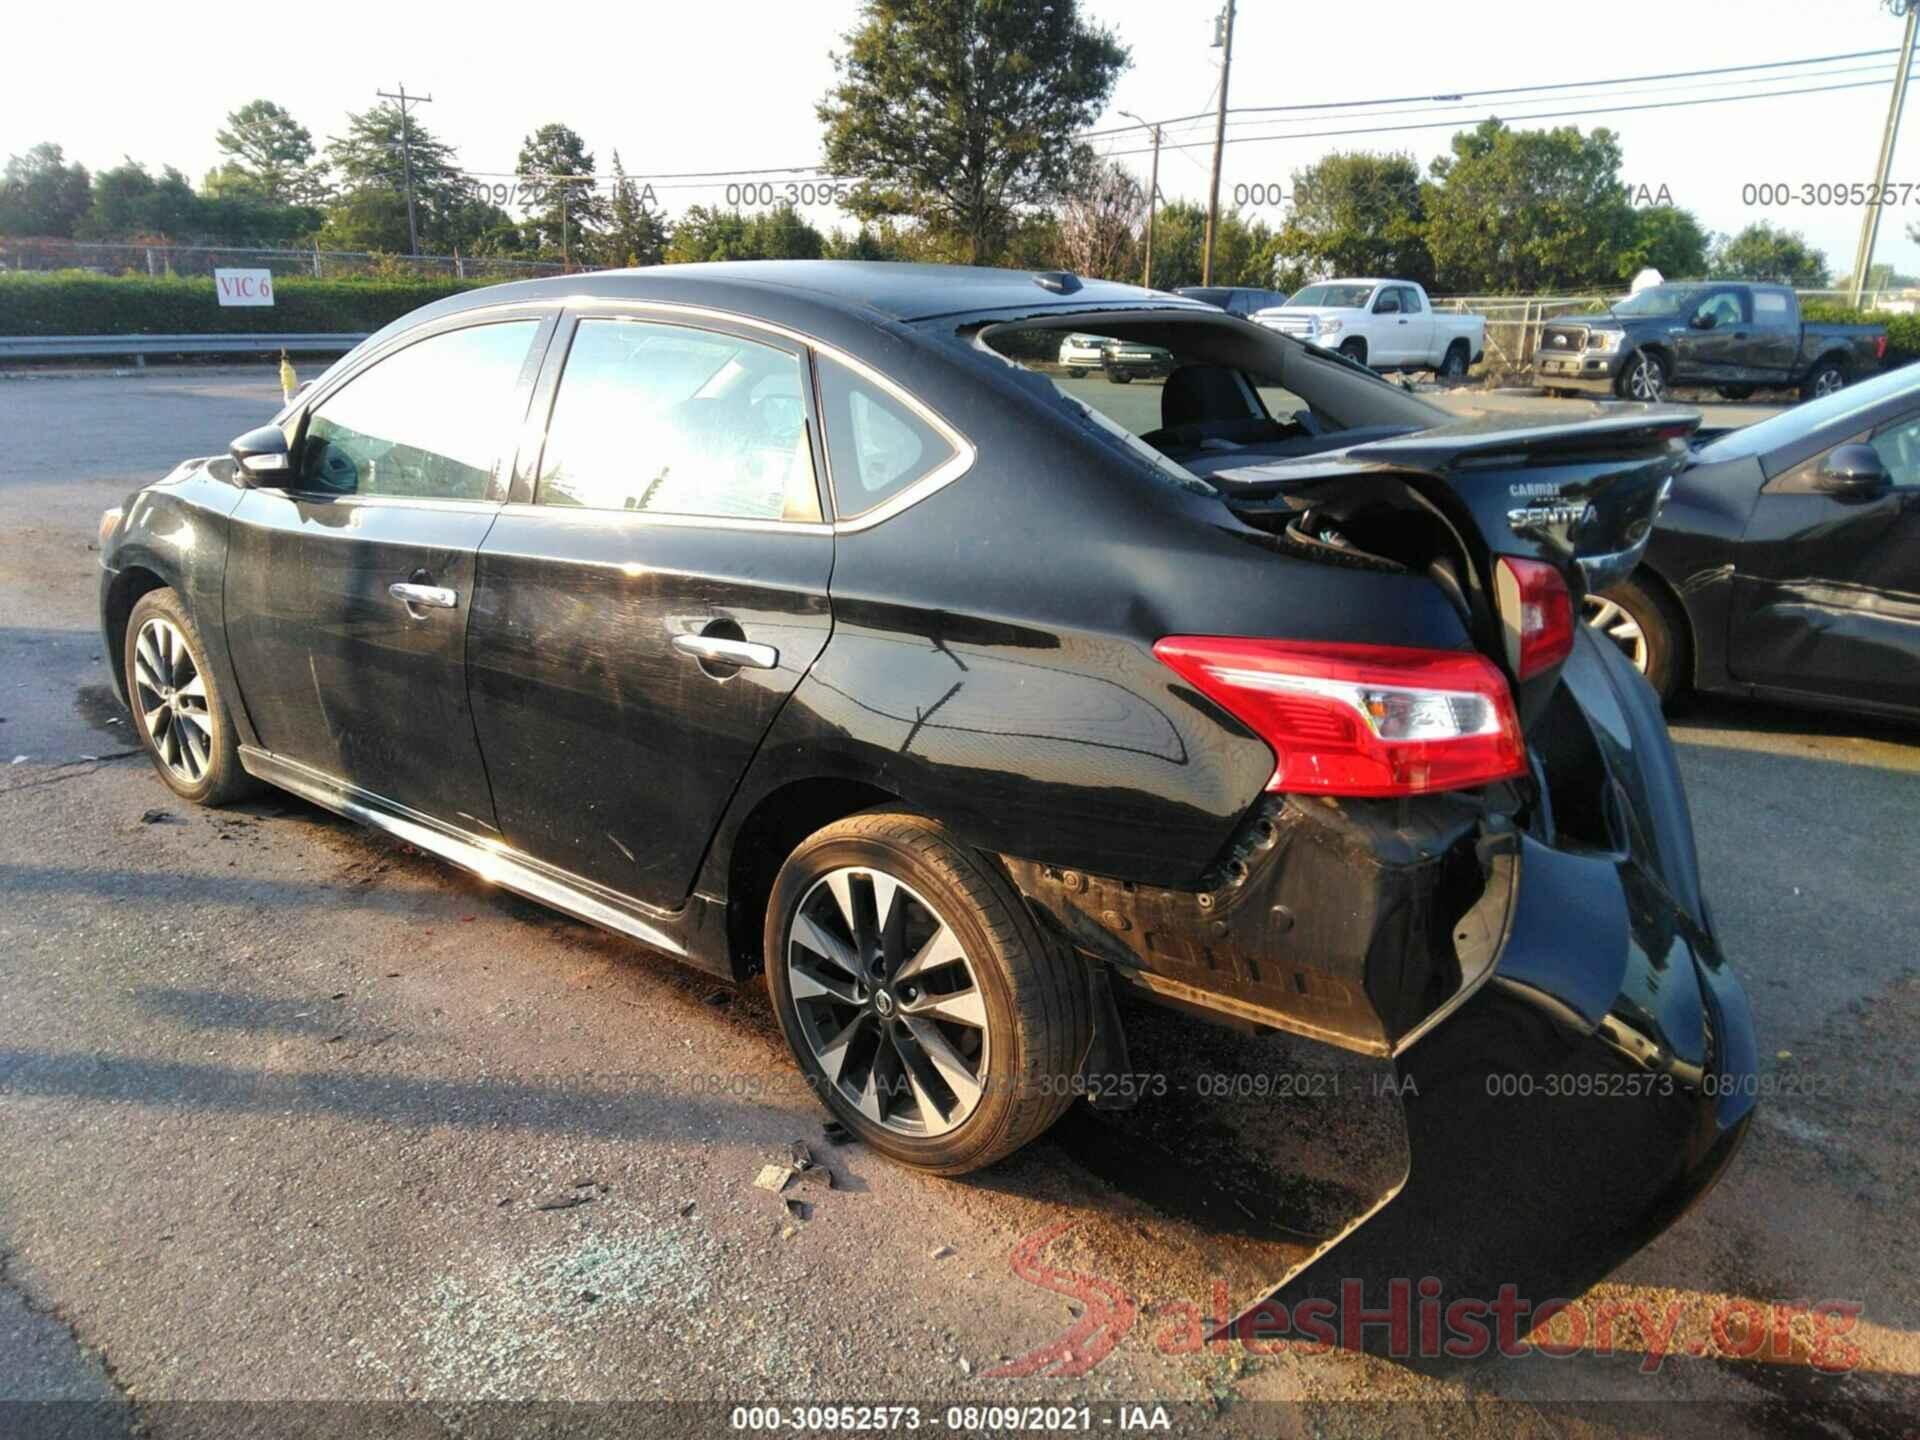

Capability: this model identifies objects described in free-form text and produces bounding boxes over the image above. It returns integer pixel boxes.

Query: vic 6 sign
[214,268,275,307]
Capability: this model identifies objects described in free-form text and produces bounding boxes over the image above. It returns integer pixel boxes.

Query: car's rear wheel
[1802,359,1847,402]
[1583,574,1687,704]
[124,587,255,805]
[765,809,1090,1175]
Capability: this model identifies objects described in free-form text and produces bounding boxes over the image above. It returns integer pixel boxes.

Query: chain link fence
[0,237,569,282]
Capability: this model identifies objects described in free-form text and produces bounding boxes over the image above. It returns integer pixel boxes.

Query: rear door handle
[672,633,779,670]
[389,581,458,609]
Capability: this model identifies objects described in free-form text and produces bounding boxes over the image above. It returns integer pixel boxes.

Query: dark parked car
[98,262,1753,1298]
[1535,281,1885,403]
[1585,361,1920,716]
[1175,285,1290,317]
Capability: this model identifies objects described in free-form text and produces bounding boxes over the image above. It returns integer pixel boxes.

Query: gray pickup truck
[1534,281,1887,403]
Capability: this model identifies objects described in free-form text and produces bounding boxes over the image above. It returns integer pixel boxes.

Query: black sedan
[99,262,1754,1309]
[1585,362,1920,717]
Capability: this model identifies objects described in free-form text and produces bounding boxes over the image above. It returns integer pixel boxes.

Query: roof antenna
[1032,271,1082,294]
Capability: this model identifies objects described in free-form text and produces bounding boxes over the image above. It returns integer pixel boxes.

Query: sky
[7,0,1918,285]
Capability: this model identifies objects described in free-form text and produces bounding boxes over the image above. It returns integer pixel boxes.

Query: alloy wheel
[786,866,991,1138]
[1626,356,1665,402]
[1583,594,1649,674]
[132,616,213,784]
[1812,368,1846,399]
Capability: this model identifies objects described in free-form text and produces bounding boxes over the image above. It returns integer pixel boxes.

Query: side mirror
[1690,312,1718,330]
[229,423,291,486]
[1817,443,1891,497]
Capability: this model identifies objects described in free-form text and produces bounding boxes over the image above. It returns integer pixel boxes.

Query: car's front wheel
[1617,350,1668,402]
[1439,340,1470,379]
[124,587,255,805]
[765,810,1090,1175]
[1583,574,1687,704]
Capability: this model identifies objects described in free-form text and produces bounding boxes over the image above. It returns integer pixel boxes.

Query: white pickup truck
[1253,279,1485,378]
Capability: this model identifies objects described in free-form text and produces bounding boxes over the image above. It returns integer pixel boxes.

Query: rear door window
[533,317,821,523]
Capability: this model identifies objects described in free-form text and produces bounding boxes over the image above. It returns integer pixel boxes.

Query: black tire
[124,587,256,805]
[1439,340,1470,379]
[1585,573,1689,705]
[1716,384,1755,401]
[1800,358,1847,403]
[1067,367,1087,379]
[765,809,1091,1175]
[1615,349,1669,402]
[1339,337,1369,366]
[1108,369,1132,384]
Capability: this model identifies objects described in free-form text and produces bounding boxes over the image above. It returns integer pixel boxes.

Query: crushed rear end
[1013,405,1758,1340]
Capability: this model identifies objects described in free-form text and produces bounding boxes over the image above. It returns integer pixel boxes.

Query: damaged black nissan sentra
[98,262,1757,1314]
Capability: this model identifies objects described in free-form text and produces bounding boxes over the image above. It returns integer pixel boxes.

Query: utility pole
[1120,110,1162,289]
[1850,0,1919,309]
[1202,0,1236,286]
[376,84,433,256]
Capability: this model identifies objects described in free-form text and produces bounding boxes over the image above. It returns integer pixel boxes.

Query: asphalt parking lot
[1,367,1917,1436]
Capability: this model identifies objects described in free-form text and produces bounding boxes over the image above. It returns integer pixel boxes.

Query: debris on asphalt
[753,1164,793,1193]
[323,1033,345,1044]
[138,808,174,824]
[704,989,730,1007]
[959,1358,972,1377]
[784,1198,811,1222]
[572,1177,598,1189]
[792,1166,833,1191]
[496,1198,514,1208]
[779,1223,800,1240]
[533,1194,594,1212]
[10,756,26,765]
[676,1200,695,1217]
[930,1245,954,1260]
[329,991,347,1000]
[786,1140,814,1171]
[578,1290,599,1305]
[821,1120,853,1146]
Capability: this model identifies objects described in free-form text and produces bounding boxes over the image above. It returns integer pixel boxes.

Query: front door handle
[672,633,778,670]
[389,581,458,609]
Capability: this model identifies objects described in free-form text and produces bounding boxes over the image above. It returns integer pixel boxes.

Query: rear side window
[534,318,821,522]
[1754,290,1791,316]
[815,356,960,519]
[298,320,538,500]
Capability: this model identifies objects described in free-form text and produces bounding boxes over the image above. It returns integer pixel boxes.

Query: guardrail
[0,333,369,363]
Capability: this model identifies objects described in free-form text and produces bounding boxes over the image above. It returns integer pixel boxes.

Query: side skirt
[239,745,708,965]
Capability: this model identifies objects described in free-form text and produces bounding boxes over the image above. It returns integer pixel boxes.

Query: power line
[1096,73,1920,160]
[1079,45,1901,139]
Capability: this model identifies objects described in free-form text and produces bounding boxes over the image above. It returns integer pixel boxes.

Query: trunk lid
[1203,407,1699,713]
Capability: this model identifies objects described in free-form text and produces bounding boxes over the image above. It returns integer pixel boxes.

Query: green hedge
[0,271,506,337]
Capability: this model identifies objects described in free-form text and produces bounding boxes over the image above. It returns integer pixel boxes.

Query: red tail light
[1876,335,1889,361]
[1154,637,1527,797]
[1496,557,1574,681]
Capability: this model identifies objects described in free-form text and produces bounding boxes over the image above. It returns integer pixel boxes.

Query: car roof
[431,261,1188,326]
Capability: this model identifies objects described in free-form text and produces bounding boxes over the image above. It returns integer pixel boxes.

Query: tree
[1272,151,1432,286]
[1056,155,1141,282]
[601,150,669,266]
[78,160,197,239]
[819,0,1127,263]
[515,123,609,263]
[1141,200,1276,290]
[665,204,825,264]
[1710,222,1830,286]
[1617,205,1711,281]
[324,105,478,252]
[1423,120,1637,292]
[0,143,92,237]
[212,100,328,205]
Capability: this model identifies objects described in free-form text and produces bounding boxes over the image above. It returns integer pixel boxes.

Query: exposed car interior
[976,310,1444,480]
